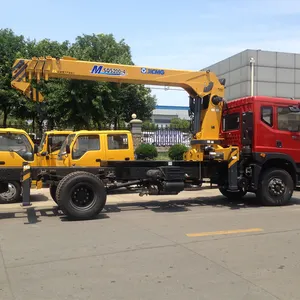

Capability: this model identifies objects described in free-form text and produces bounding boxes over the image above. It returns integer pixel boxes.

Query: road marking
[186,228,263,237]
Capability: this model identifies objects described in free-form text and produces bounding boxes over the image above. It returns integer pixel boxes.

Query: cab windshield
[58,134,76,157]
[0,133,34,161]
[49,134,70,152]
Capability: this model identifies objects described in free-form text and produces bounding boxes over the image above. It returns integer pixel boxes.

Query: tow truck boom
[11,56,226,157]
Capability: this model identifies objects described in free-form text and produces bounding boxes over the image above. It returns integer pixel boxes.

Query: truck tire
[49,185,57,203]
[0,181,21,204]
[219,187,247,201]
[55,171,107,220]
[257,168,293,206]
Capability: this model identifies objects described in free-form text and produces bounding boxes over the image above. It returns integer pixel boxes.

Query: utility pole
[249,57,255,96]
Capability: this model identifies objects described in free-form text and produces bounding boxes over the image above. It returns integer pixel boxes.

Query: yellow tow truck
[0,128,72,203]
[0,127,136,203]
[0,127,137,203]
[46,129,135,201]
[0,128,36,203]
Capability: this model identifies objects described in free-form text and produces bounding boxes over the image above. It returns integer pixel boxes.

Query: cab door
[105,133,134,160]
[48,134,70,166]
[254,105,277,153]
[70,134,104,167]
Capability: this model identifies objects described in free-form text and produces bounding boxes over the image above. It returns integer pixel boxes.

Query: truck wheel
[49,185,57,203]
[0,181,21,204]
[257,168,293,206]
[219,187,247,201]
[56,171,107,220]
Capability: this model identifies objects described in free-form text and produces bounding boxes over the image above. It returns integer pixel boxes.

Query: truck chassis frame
[0,155,297,220]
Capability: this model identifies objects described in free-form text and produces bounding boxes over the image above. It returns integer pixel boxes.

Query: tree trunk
[2,109,8,128]
[37,120,43,137]
[48,119,54,130]
[114,117,118,130]
[32,117,35,133]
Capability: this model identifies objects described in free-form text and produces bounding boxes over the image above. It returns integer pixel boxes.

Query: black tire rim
[268,177,286,197]
[70,183,96,211]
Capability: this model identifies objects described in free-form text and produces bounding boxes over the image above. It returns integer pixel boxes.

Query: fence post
[129,114,143,150]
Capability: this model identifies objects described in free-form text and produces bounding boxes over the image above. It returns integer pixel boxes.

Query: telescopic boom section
[11,56,226,145]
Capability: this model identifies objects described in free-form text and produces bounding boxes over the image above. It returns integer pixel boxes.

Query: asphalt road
[1,189,300,299]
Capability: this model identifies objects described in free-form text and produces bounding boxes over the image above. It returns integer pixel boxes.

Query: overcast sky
[2,0,300,106]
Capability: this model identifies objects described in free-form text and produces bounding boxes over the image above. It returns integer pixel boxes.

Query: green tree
[58,33,157,129]
[0,28,26,127]
[170,117,190,131]
[142,120,157,131]
[2,30,156,132]
[25,38,70,58]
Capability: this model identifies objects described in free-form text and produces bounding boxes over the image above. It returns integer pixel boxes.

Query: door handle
[96,159,101,162]
[0,161,5,165]
[276,140,282,148]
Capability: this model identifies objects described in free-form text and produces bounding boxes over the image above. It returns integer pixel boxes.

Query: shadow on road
[1,194,300,223]
[0,206,111,224]
[0,207,58,224]
[30,194,49,202]
[104,193,300,214]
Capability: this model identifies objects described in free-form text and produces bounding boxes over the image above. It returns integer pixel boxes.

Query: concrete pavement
[1,188,300,299]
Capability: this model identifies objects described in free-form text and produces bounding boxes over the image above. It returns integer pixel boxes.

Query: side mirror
[34,144,39,154]
[66,144,71,154]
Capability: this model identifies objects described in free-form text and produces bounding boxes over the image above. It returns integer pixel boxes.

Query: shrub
[135,143,158,160]
[168,144,189,160]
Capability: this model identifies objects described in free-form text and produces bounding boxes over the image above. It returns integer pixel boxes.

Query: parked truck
[49,129,135,201]
[0,128,72,203]
[0,127,136,203]
[2,55,299,220]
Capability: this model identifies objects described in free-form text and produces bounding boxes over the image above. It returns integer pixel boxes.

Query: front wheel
[0,181,22,204]
[257,168,293,206]
[56,171,107,220]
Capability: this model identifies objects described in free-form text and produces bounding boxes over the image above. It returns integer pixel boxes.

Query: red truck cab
[221,96,300,162]
[219,96,300,204]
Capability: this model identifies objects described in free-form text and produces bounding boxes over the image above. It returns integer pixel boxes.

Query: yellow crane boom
[11,56,228,161]
[12,56,225,98]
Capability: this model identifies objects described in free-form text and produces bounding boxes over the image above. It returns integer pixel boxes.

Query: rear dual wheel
[55,171,107,220]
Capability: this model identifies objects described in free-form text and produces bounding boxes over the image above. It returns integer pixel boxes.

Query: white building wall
[202,49,300,101]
